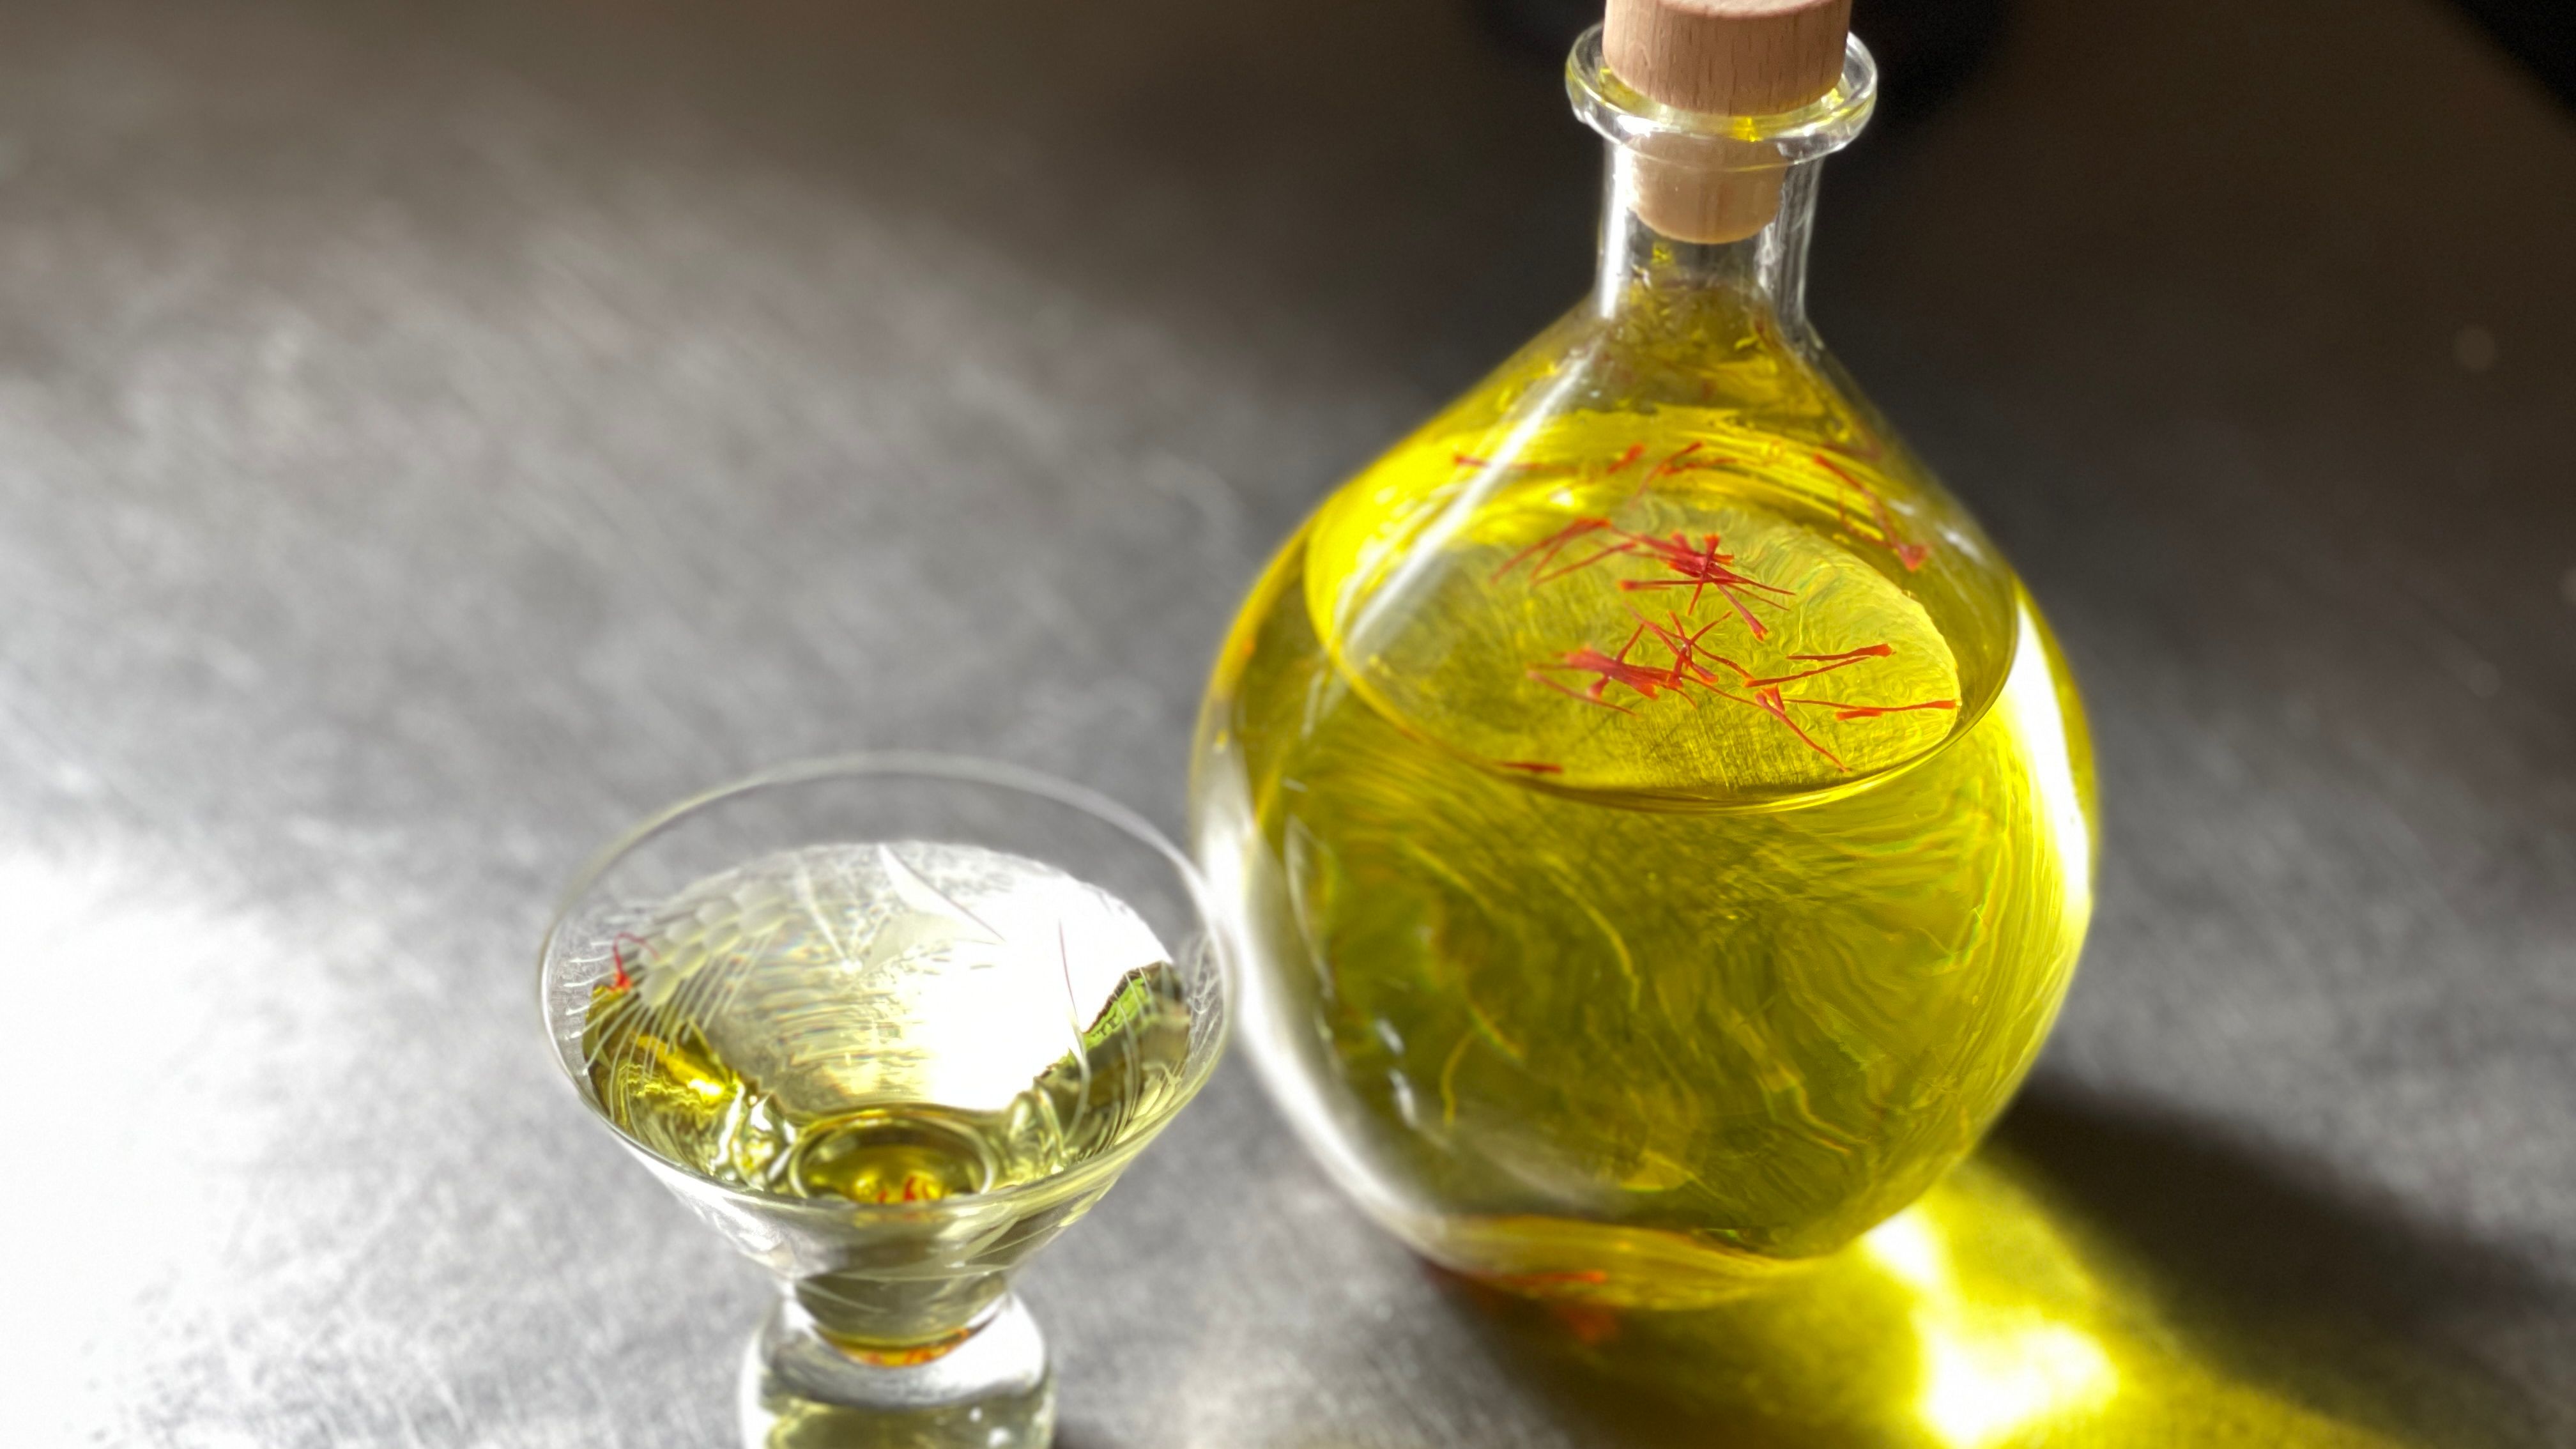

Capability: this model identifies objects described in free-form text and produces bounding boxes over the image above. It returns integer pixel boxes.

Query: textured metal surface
[0,0,2568,1444]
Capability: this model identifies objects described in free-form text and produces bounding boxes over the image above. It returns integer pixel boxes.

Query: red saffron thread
[1631,608,1726,682]
[1491,516,1614,583]
[1499,443,1947,773]
[1609,530,1793,638]
[1622,530,1754,583]
[1498,509,1796,641]
[1623,440,1706,505]
[1742,644,1898,689]
[1533,539,1643,585]
[1653,673,1851,770]
[1451,452,1577,477]
[1529,670,1638,714]
[1628,443,1754,502]
[1751,686,1848,769]
[1530,624,1701,712]
[1789,644,1897,663]
[1813,453,1931,571]
[1787,696,1960,720]
[1586,613,1943,772]
[1618,576,1777,637]
[609,930,657,992]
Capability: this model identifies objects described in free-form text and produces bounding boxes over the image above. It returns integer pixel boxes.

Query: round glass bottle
[1192,28,2096,1308]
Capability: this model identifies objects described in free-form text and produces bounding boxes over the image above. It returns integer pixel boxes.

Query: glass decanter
[1192,6,2094,1309]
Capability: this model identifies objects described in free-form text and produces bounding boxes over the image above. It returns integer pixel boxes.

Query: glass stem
[741,1291,1055,1449]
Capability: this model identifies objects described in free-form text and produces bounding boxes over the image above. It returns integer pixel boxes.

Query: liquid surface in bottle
[576,841,1194,1206]
[1200,383,2094,1305]
[1313,409,1972,799]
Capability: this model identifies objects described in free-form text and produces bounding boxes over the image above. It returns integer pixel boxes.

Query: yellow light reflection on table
[1445,1142,2483,1448]
[1862,1213,2113,1446]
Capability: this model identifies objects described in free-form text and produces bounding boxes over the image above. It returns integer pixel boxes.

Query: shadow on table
[1425,1083,2552,1449]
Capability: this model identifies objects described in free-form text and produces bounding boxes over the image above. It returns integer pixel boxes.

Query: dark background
[1491,0,2576,114]
[2450,0,2576,105]
[0,0,2566,1445]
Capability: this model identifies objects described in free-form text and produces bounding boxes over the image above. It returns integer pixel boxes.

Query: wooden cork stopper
[1603,0,1853,243]
[1604,0,1853,116]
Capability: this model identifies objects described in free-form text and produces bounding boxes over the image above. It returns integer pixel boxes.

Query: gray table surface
[1,0,2568,1444]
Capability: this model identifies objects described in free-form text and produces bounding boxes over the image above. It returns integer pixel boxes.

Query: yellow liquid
[1195,321,2096,1307]
[578,842,1193,1208]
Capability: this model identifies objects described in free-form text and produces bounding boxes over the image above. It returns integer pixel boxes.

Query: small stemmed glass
[539,755,1229,1448]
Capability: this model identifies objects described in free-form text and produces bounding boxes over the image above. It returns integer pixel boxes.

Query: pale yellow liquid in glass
[578,842,1193,1208]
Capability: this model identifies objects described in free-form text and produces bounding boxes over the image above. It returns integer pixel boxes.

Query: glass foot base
[738,1294,1055,1449]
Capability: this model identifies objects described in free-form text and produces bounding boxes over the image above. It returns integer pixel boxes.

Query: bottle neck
[1593,139,1824,341]
[1564,22,1872,348]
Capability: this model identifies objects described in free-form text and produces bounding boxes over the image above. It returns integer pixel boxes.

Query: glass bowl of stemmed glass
[537,755,1230,1449]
